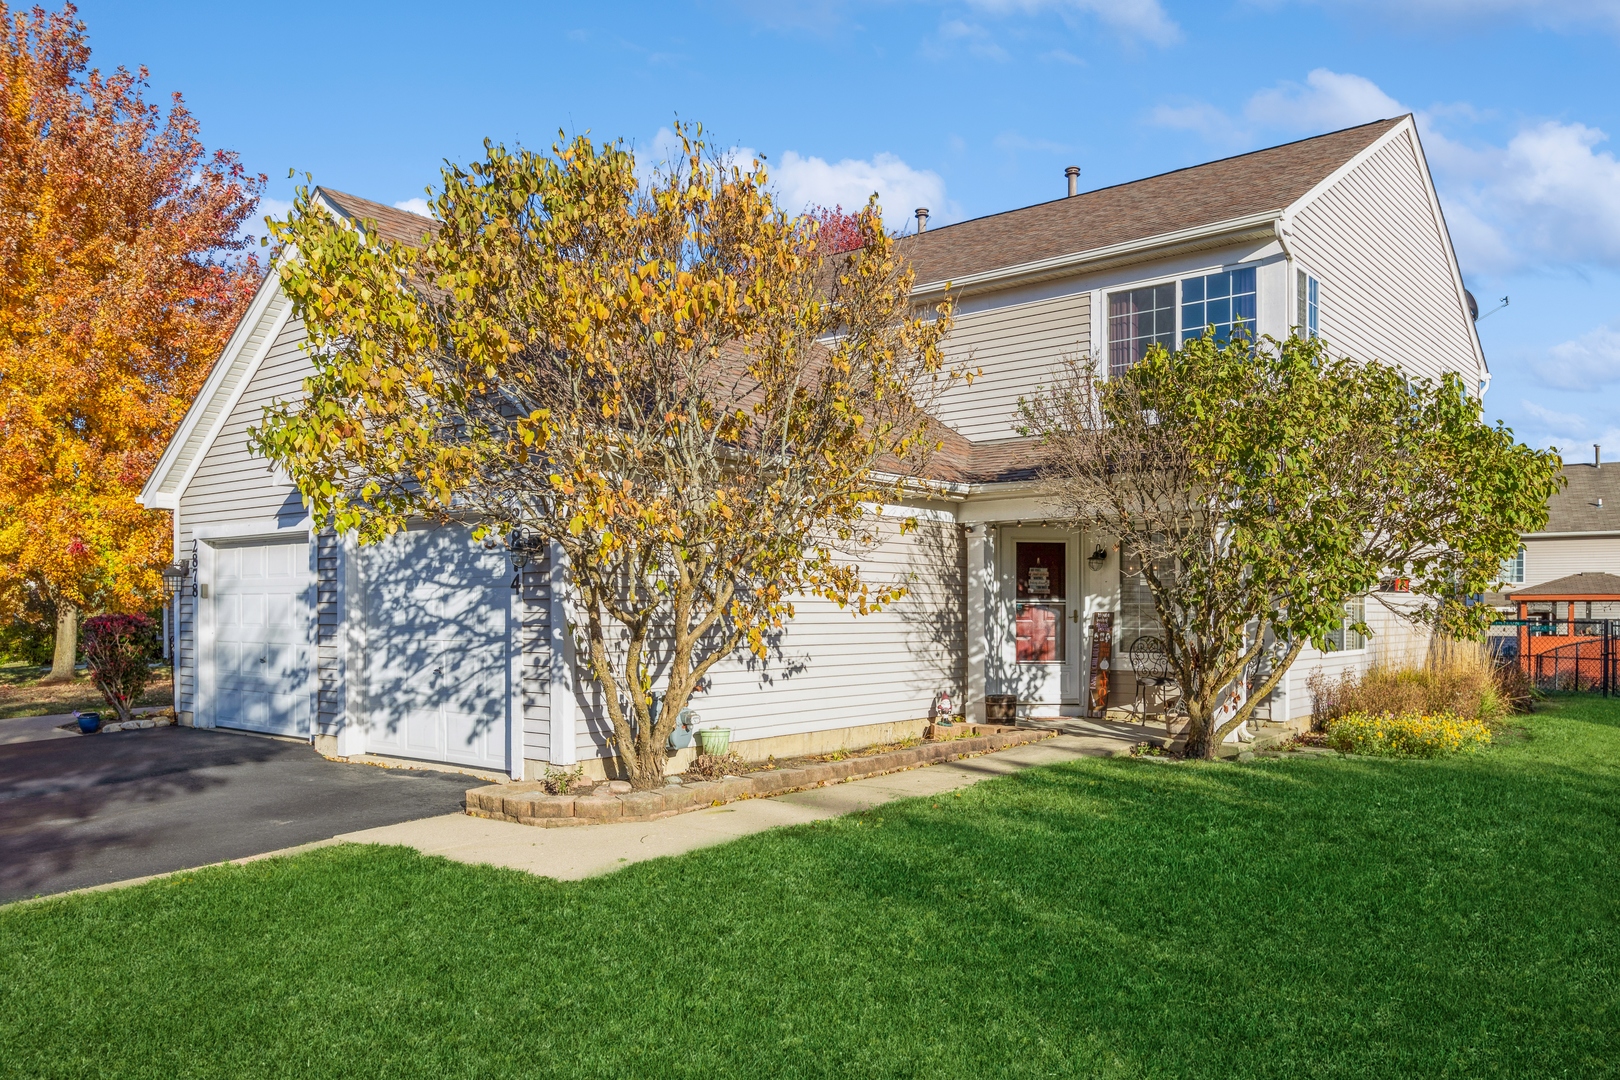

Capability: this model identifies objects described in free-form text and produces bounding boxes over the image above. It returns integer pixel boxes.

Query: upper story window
[1501,545,1526,585]
[1296,269,1320,338]
[1180,266,1258,346]
[1107,283,1176,377]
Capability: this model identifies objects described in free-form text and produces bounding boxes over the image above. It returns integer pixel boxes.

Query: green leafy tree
[254,126,958,788]
[1023,331,1562,759]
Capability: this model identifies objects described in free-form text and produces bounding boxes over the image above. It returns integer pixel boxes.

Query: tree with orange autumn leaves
[0,3,262,678]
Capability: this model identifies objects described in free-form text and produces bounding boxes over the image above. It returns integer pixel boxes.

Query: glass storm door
[1006,534,1080,705]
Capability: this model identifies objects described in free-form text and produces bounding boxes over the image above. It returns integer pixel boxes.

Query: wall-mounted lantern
[160,561,189,660]
[507,527,541,590]
[1087,545,1108,572]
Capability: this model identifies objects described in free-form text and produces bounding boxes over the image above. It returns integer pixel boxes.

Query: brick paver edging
[464,727,1057,828]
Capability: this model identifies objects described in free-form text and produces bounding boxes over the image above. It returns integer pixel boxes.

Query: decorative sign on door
[1015,542,1066,663]
[1085,611,1114,717]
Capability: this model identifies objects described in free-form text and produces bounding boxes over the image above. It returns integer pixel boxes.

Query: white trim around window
[1103,259,1265,377]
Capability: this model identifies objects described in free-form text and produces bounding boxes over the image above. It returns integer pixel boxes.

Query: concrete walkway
[336,726,1141,880]
[0,706,170,746]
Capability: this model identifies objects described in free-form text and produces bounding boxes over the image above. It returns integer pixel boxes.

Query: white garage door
[365,526,510,771]
[213,538,311,736]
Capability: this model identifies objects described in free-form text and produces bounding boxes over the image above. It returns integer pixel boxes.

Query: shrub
[541,765,586,795]
[1325,710,1492,757]
[684,751,746,782]
[1308,642,1515,732]
[81,613,157,723]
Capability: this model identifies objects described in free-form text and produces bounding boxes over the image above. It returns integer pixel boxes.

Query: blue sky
[74,0,1620,460]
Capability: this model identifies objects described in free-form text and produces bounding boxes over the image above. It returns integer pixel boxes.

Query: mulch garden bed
[465,724,1056,828]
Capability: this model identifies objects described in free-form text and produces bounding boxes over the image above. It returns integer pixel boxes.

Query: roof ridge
[912,116,1406,240]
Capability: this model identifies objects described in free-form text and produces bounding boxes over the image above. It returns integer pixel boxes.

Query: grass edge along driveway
[2,698,1616,1079]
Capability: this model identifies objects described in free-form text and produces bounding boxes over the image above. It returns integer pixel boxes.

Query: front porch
[959,511,1294,734]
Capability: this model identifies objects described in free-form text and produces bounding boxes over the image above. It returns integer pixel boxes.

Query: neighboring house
[1495,452,1620,602]
[140,114,1479,779]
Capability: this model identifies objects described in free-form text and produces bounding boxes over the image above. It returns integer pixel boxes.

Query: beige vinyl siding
[573,514,964,758]
[154,303,279,501]
[178,313,309,530]
[931,290,1091,442]
[1520,537,1620,590]
[1288,129,1480,385]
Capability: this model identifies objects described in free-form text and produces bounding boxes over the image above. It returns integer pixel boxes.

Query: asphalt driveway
[0,726,483,903]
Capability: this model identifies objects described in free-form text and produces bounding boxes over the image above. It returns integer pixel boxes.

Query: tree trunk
[42,603,79,684]
[1181,699,1218,760]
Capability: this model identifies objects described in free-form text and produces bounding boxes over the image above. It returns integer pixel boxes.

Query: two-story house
[140,114,1483,778]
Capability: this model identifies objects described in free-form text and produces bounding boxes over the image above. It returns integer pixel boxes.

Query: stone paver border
[466,725,1056,827]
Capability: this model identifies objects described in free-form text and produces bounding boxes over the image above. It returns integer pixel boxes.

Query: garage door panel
[364,526,509,771]
[213,539,310,737]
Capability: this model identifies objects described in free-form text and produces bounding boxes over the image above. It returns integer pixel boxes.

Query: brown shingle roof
[916,432,1049,485]
[1513,572,1620,598]
[1535,463,1620,534]
[897,118,1404,287]
[317,188,438,246]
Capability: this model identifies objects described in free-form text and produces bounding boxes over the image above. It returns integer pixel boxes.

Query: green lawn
[3,700,1617,1078]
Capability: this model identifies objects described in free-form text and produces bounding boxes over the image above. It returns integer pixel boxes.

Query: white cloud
[1148,68,1405,148]
[773,150,950,227]
[1149,101,1245,145]
[637,128,950,229]
[1521,400,1589,432]
[1438,122,1620,273]
[393,197,433,218]
[259,196,294,221]
[1149,69,1620,273]
[1534,323,1620,390]
[929,19,1009,60]
[1245,69,1405,134]
[965,0,1180,45]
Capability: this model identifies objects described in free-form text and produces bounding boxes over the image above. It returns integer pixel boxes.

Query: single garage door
[365,526,510,771]
[213,538,311,736]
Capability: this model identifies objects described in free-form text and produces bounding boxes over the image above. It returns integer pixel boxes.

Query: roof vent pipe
[914,207,929,233]
[1066,166,1081,197]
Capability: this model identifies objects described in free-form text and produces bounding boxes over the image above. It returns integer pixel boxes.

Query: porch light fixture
[1087,545,1108,572]
[507,527,540,590]
[160,561,189,600]
[160,562,188,661]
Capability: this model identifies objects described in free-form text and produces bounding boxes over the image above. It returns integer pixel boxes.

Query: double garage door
[363,527,510,771]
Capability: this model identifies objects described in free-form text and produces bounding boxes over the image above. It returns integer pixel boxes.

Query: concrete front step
[465,726,1057,828]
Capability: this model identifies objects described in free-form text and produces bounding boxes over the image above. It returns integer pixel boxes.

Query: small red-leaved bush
[82,614,156,723]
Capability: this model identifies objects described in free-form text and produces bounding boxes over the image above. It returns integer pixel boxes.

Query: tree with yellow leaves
[0,3,263,679]
[255,126,958,788]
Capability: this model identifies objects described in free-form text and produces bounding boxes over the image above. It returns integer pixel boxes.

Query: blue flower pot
[76,712,101,734]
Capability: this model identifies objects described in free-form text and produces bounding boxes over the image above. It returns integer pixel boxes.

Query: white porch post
[965,525,989,723]
[547,540,578,766]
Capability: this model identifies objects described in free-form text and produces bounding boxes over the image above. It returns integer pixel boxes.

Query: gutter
[909,210,1283,300]
[1522,530,1620,540]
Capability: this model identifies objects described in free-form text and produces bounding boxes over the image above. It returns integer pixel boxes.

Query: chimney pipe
[1065,166,1081,197]
[1597,444,1602,469]
[915,207,929,233]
